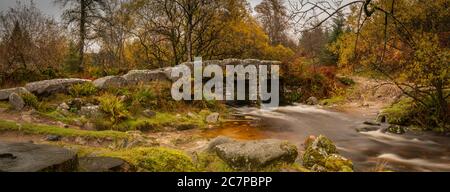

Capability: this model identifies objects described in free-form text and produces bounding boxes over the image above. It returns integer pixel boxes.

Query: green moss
[302,135,355,172]
[38,110,86,125]
[315,135,337,154]
[0,119,127,139]
[113,111,209,132]
[195,152,234,172]
[260,162,310,172]
[324,154,354,172]
[302,146,327,168]
[382,98,415,125]
[320,95,345,106]
[104,147,196,172]
[115,118,156,132]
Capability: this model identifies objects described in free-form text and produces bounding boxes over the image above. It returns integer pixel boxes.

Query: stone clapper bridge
[0,59,283,107]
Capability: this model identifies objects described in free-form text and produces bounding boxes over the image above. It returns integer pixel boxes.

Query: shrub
[384,96,450,132]
[107,87,131,96]
[337,76,355,86]
[132,86,155,107]
[69,83,97,97]
[144,82,181,111]
[20,92,39,109]
[98,93,130,124]
[382,98,415,125]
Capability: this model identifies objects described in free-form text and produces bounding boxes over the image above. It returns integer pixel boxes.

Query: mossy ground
[0,119,127,139]
[381,97,415,125]
[26,81,228,132]
[320,95,346,106]
[104,147,197,172]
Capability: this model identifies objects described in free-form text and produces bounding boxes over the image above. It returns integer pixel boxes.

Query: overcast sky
[0,0,61,19]
[0,0,263,20]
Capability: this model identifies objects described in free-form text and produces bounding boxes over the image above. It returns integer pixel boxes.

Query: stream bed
[203,104,450,172]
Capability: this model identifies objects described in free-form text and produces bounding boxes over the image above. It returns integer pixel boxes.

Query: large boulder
[214,139,298,170]
[93,76,128,90]
[0,87,30,101]
[25,78,91,95]
[206,136,235,153]
[8,93,25,111]
[122,69,168,85]
[78,157,133,172]
[0,142,78,172]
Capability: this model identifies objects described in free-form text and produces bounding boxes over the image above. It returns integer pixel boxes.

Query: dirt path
[332,76,402,116]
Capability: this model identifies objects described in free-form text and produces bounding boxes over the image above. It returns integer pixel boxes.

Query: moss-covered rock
[381,98,414,125]
[314,135,337,154]
[206,136,235,153]
[302,135,354,172]
[386,125,406,134]
[310,164,328,172]
[324,154,353,172]
[302,145,328,168]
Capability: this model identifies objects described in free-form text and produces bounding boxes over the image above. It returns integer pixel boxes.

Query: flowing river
[203,104,450,172]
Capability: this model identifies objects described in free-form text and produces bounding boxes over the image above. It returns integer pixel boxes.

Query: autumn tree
[94,0,132,74]
[298,23,328,62]
[255,0,289,46]
[55,0,106,72]
[290,0,450,130]
[0,1,67,84]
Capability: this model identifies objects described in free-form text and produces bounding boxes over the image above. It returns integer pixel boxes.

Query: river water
[204,104,450,172]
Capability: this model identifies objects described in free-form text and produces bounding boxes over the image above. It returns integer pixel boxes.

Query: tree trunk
[186,17,192,62]
[436,81,449,131]
[79,0,87,72]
